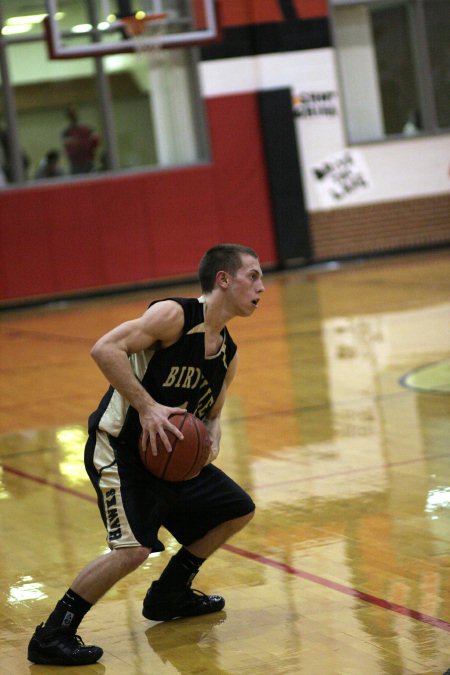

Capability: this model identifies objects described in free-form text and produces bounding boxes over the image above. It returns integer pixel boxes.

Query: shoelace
[69,634,86,647]
[186,588,212,603]
[41,626,86,646]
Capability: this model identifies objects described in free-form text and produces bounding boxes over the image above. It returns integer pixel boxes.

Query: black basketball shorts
[85,429,255,551]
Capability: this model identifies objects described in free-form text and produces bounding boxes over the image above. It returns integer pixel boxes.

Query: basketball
[139,411,211,481]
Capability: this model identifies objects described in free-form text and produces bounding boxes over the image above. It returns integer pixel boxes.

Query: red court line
[222,544,450,634]
[2,464,96,502]
[3,462,450,634]
[253,451,450,491]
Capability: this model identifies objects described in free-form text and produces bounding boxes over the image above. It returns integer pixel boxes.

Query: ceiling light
[71,23,93,33]
[6,14,47,25]
[2,24,33,35]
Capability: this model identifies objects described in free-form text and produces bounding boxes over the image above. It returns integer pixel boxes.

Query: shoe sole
[142,597,225,621]
[28,649,102,666]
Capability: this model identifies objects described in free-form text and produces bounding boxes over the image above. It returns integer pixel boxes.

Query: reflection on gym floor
[1,249,449,674]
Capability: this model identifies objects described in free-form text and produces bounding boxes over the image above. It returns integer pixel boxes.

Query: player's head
[46,150,60,164]
[198,244,259,293]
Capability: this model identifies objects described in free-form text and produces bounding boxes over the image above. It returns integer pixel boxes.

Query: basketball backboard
[44,0,221,59]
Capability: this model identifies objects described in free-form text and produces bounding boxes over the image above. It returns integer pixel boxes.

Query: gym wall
[0,93,276,305]
[200,0,450,262]
[1,0,448,306]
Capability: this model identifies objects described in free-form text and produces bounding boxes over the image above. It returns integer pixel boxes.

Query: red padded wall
[0,93,277,304]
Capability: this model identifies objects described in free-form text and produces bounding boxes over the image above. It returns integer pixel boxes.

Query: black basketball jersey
[88,297,237,445]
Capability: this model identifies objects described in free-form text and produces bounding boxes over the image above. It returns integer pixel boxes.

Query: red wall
[0,93,277,304]
[219,0,328,24]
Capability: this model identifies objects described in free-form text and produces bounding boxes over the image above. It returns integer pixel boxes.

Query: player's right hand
[139,404,186,456]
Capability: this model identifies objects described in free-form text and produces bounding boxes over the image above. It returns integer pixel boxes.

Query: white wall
[8,41,95,84]
[200,50,450,212]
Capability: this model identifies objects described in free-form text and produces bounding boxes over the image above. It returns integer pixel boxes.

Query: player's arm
[90,300,186,453]
[204,353,238,462]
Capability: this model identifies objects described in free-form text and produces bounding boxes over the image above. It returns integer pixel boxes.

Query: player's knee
[236,495,256,527]
[243,495,256,521]
[129,546,152,569]
[229,508,255,533]
[241,508,255,526]
[115,545,151,572]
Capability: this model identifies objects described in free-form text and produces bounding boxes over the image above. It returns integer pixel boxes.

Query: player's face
[226,254,265,316]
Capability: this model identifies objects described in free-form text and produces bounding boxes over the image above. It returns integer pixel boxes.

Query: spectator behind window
[62,106,100,175]
[34,150,65,180]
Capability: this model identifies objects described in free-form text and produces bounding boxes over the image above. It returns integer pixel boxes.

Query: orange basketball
[139,411,211,481]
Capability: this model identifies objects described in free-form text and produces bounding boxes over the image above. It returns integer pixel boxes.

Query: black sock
[45,589,92,630]
[157,547,206,591]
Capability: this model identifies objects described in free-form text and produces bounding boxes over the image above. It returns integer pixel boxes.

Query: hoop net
[120,13,169,58]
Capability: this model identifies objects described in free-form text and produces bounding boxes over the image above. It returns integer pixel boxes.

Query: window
[425,0,450,128]
[0,0,210,185]
[331,0,450,143]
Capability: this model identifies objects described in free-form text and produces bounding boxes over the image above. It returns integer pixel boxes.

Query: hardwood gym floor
[0,249,449,674]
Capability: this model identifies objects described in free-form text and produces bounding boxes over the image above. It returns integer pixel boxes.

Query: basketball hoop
[120,12,170,59]
[43,0,221,60]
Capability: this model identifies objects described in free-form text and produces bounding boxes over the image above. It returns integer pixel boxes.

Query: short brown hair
[198,244,259,293]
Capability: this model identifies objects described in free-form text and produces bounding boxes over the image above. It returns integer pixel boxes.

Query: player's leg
[28,431,161,665]
[28,546,150,666]
[186,510,255,558]
[143,465,255,621]
[71,544,151,603]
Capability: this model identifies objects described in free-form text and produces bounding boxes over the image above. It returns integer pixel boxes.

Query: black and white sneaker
[142,581,225,621]
[28,623,103,666]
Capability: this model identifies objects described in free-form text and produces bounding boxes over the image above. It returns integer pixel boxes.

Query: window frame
[0,4,209,186]
[329,0,450,144]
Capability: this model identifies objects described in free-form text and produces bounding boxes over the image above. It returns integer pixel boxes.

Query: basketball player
[28,244,264,665]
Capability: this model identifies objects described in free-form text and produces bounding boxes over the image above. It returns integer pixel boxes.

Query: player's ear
[216,271,229,289]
